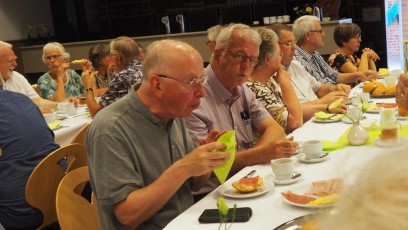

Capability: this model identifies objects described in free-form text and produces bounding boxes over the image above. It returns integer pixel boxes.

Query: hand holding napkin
[213,130,236,184]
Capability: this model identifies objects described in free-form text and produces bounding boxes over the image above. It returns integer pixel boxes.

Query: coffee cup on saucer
[43,112,57,124]
[270,158,294,181]
[58,102,76,116]
[303,140,322,159]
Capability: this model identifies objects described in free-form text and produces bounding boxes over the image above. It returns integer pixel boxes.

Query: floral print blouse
[328,51,359,72]
[37,69,84,99]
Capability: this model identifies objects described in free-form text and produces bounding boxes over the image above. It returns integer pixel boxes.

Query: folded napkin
[48,120,62,130]
[314,111,344,120]
[322,140,344,151]
[213,130,236,184]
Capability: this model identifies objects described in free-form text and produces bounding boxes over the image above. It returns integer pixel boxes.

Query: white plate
[370,94,395,98]
[312,117,342,123]
[365,108,381,114]
[281,184,334,209]
[218,181,274,199]
[297,152,329,163]
[48,120,62,131]
[57,113,68,120]
[265,172,301,185]
[397,115,408,120]
[374,138,405,148]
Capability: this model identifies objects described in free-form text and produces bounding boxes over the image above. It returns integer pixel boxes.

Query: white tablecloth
[53,106,92,146]
[164,86,403,230]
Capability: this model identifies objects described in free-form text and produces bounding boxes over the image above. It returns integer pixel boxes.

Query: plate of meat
[281,178,342,208]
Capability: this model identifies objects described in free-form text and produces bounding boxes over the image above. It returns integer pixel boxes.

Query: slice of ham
[378,103,397,108]
[305,178,343,196]
[239,176,260,185]
[281,191,316,204]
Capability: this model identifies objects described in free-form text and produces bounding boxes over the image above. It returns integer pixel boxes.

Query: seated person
[245,27,303,134]
[86,43,116,97]
[38,42,84,101]
[328,23,379,73]
[86,39,230,229]
[186,23,297,196]
[270,23,348,121]
[0,41,77,112]
[81,36,143,117]
[0,83,60,229]
[292,15,377,85]
[397,73,408,110]
[205,25,223,53]
[319,144,408,229]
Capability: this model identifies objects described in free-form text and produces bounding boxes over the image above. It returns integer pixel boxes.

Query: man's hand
[264,136,297,160]
[199,129,228,145]
[319,91,348,104]
[335,84,351,94]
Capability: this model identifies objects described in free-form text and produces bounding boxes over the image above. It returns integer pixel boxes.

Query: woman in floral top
[245,27,303,134]
[38,42,84,101]
[328,23,379,74]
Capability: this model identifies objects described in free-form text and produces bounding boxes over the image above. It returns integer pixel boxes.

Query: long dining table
[53,105,92,146]
[164,82,406,230]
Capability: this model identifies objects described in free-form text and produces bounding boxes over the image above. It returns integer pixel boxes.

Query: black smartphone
[198,207,252,223]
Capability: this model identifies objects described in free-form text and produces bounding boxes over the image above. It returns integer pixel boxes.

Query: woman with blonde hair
[38,42,84,101]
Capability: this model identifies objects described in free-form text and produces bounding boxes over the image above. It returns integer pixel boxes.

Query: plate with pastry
[218,176,274,199]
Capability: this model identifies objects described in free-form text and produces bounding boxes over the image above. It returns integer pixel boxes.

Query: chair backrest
[70,123,90,146]
[25,143,88,229]
[56,166,99,230]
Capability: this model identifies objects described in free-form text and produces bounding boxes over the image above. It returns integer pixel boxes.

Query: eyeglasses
[44,55,61,61]
[278,41,296,48]
[157,74,208,89]
[309,29,324,34]
[222,49,258,67]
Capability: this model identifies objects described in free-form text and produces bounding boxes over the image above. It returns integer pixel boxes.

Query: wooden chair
[25,143,88,229]
[70,123,90,146]
[56,166,99,230]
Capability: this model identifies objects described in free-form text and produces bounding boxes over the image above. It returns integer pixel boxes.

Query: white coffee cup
[270,158,294,180]
[384,76,397,86]
[58,102,76,116]
[43,112,57,124]
[302,140,322,159]
[357,92,370,104]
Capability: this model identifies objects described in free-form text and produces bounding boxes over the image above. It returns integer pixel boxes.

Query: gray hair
[319,144,408,229]
[253,27,279,71]
[88,43,110,69]
[292,15,320,46]
[0,41,13,60]
[207,25,223,42]
[42,42,70,63]
[215,23,261,50]
[109,36,140,63]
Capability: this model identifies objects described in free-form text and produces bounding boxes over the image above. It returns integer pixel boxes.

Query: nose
[194,83,206,97]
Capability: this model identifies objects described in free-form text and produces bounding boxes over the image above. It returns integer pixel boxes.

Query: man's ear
[150,75,163,97]
[213,48,222,62]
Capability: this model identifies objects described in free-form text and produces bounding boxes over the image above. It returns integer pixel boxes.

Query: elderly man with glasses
[186,23,297,201]
[293,15,377,85]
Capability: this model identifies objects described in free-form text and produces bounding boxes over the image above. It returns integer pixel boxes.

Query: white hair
[207,25,223,42]
[215,23,261,50]
[319,143,408,229]
[292,15,320,46]
[42,42,70,63]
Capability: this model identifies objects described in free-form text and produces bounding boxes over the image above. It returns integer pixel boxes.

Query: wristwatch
[85,88,93,92]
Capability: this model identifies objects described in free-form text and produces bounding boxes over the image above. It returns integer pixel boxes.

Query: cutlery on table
[243,169,256,178]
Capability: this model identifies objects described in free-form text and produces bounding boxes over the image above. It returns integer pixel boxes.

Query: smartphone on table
[198,207,252,223]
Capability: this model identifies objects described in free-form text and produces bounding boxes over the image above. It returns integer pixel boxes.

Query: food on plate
[281,191,316,204]
[378,68,389,76]
[71,59,86,64]
[302,219,318,230]
[232,176,263,193]
[308,193,339,205]
[363,81,377,93]
[377,102,397,109]
[385,85,396,94]
[371,82,386,95]
[328,98,343,109]
[306,178,343,196]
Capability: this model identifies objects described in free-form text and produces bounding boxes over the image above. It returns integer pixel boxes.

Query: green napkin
[337,124,408,146]
[314,111,344,120]
[48,120,62,130]
[213,130,236,184]
[322,140,345,151]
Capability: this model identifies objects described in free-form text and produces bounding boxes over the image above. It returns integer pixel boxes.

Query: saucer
[265,173,301,185]
[374,138,404,148]
[297,152,329,163]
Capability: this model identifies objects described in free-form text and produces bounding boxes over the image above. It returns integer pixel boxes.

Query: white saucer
[297,152,329,163]
[397,115,408,120]
[265,172,302,185]
[374,138,404,148]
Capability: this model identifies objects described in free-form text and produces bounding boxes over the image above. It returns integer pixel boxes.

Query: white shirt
[287,60,321,103]
[3,71,39,99]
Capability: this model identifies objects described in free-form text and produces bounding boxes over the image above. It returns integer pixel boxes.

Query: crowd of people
[1,14,408,230]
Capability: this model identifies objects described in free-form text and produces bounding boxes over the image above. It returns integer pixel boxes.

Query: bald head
[142,39,203,80]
